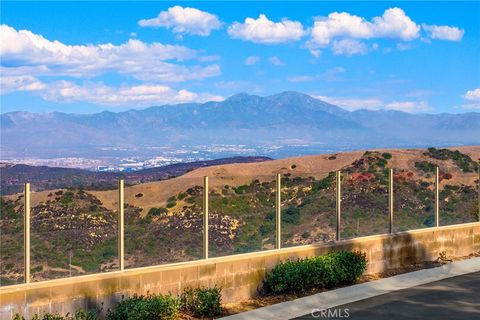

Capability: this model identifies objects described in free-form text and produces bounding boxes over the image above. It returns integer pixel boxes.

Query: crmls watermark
[311,308,350,318]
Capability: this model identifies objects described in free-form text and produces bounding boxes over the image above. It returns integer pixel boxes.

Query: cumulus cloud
[464,88,480,101]
[0,75,46,94]
[313,94,430,113]
[309,8,419,46]
[0,24,220,83]
[138,6,221,36]
[245,55,260,65]
[308,7,420,55]
[331,39,368,56]
[460,88,480,110]
[423,24,464,41]
[37,81,224,106]
[228,14,305,44]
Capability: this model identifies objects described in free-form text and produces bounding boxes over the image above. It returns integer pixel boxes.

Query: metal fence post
[389,168,394,233]
[336,171,341,241]
[24,182,30,284]
[203,176,209,259]
[435,167,439,227]
[118,179,124,271]
[477,160,480,222]
[276,173,281,249]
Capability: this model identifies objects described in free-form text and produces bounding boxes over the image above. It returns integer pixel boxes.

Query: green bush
[264,251,367,294]
[312,172,335,191]
[234,184,249,194]
[106,294,180,320]
[13,309,98,320]
[180,286,222,318]
[282,206,300,224]
[376,158,388,167]
[147,207,168,217]
[415,161,436,174]
[166,201,177,209]
[382,152,392,160]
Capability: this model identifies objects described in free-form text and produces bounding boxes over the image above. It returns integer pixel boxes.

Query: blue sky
[1,1,479,114]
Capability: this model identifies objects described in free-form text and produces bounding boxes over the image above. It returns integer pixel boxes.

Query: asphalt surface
[294,271,480,320]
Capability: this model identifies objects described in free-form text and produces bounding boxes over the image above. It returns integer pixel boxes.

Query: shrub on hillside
[264,251,367,294]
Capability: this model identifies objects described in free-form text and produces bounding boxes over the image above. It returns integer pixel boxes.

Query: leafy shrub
[282,206,300,224]
[148,207,168,217]
[180,286,222,318]
[415,161,436,174]
[312,172,335,191]
[177,192,187,200]
[234,184,249,194]
[166,201,177,209]
[264,251,367,294]
[60,191,74,205]
[376,158,387,167]
[13,309,98,320]
[106,294,180,320]
[382,152,392,160]
[426,147,478,172]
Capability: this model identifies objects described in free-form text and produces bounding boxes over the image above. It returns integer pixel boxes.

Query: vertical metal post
[24,182,30,284]
[477,160,480,222]
[435,167,439,227]
[336,171,341,241]
[118,179,124,271]
[276,173,281,249]
[389,168,394,233]
[203,176,209,259]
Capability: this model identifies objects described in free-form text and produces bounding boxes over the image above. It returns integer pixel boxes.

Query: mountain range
[1,91,479,157]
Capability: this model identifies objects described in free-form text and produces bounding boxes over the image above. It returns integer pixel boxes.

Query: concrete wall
[1,222,479,319]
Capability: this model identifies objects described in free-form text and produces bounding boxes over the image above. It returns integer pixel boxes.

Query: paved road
[294,272,480,320]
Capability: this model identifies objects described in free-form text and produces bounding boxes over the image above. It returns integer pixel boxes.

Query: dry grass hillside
[89,146,480,214]
[7,146,474,216]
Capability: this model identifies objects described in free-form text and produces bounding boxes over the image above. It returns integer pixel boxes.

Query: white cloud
[0,24,220,83]
[460,88,480,110]
[245,56,260,65]
[313,94,430,113]
[268,56,284,66]
[423,24,464,41]
[0,75,46,94]
[464,88,480,101]
[228,14,305,44]
[37,81,224,106]
[308,7,420,50]
[331,39,368,56]
[287,75,315,83]
[138,6,221,36]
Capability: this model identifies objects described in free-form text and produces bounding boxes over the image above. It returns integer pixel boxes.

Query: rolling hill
[0,156,271,195]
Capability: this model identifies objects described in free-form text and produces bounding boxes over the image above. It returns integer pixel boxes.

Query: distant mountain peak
[224,92,259,102]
